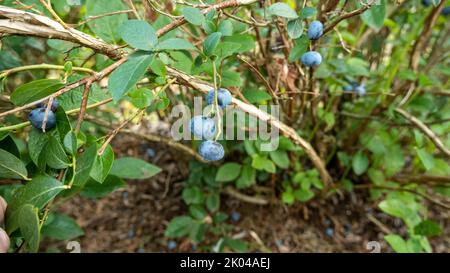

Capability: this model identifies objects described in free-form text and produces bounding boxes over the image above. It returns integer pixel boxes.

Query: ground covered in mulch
[42,135,449,253]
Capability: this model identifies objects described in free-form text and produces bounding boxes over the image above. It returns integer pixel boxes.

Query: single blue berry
[167,240,177,250]
[308,20,324,40]
[28,108,56,130]
[146,148,156,158]
[231,211,241,222]
[301,51,322,67]
[198,140,225,161]
[343,85,354,92]
[422,0,431,6]
[37,98,59,112]
[127,228,135,239]
[422,0,442,6]
[355,84,366,96]
[442,6,450,16]
[189,115,217,140]
[206,88,232,108]
[325,227,334,237]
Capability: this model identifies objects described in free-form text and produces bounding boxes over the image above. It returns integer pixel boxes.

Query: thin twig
[38,0,69,29]
[395,108,450,157]
[77,10,135,26]
[0,63,94,79]
[75,80,92,133]
[224,186,269,205]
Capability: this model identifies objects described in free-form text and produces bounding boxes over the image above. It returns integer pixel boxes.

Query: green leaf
[414,220,442,237]
[6,175,66,233]
[90,145,114,183]
[189,204,207,220]
[108,51,153,102]
[85,0,128,43]
[288,36,309,62]
[41,213,84,240]
[415,147,434,171]
[182,7,205,26]
[282,191,295,204]
[384,234,410,253]
[269,150,290,169]
[214,42,241,60]
[345,58,370,76]
[218,20,233,36]
[72,144,98,187]
[236,164,256,189]
[379,199,421,227]
[18,204,40,253]
[149,57,166,76]
[28,128,52,168]
[0,148,28,180]
[63,131,77,156]
[128,88,154,108]
[203,32,222,56]
[119,20,158,50]
[81,175,126,198]
[268,3,298,19]
[156,38,195,50]
[223,34,255,53]
[224,237,248,253]
[206,193,220,212]
[110,157,162,179]
[216,163,242,182]
[55,107,72,142]
[352,151,369,175]
[287,18,304,39]
[300,7,317,18]
[294,188,314,202]
[182,186,205,204]
[242,89,272,103]
[45,136,70,169]
[10,79,63,106]
[251,154,276,173]
[165,216,195,238]
[361,0,386,30]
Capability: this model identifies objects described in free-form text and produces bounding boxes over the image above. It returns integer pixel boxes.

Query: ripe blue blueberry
[343,85,354,92]
[354,84,366,96]
[189,115,217,140]
[198,140,225,161]
[37,98,59,112]
[308,20,324,40]
[167,240,177,250]
[146,148,156,158]
[422,0,441,6]
[206,88,232,108]
[28,108,56,130]
[231,211,241,222]
[301,51,322,67]
[325,227,334,237]
[343,82,358,92]
[442,6,450,16]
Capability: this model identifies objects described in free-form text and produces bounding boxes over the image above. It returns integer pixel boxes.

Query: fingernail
[0,197,6,212]
[0,229,10,253]
[0,197,6,225]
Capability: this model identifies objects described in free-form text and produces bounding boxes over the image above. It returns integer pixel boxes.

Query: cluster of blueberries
[422,0,450,15]
[28,99,59,130]
[301,21,368,96]
[189,88,232,161]
[300,20,324,67]
[343,82,366,96]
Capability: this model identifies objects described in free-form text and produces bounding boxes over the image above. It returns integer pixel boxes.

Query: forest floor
[42,135,450,253]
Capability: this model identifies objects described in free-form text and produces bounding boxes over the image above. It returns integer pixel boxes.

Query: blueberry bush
[0,0,449,253]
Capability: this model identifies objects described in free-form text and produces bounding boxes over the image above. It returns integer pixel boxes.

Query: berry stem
[212,60,222,140]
